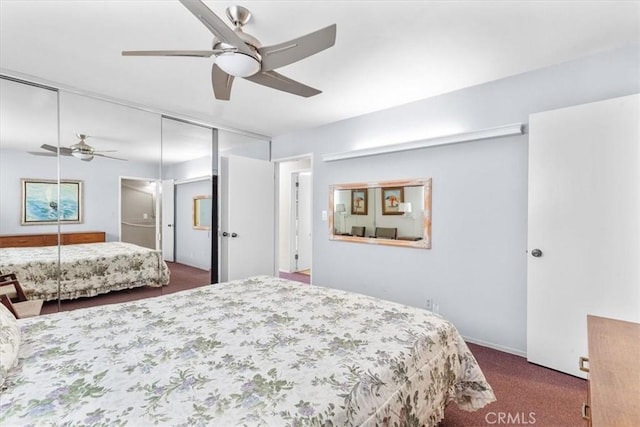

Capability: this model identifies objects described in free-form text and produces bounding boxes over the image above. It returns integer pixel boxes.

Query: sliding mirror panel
[0,77,60,308]
[57,91,164,307]
[161,117,215,291]
[329,178,432,249]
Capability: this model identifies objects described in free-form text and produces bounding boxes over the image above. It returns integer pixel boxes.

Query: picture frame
[381,186,404,215]
[21,179,83,225]
[350,189,368,215]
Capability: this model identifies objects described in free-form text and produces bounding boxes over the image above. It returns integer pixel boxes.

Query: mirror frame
[192,195,212,231]
[329,178,432,249]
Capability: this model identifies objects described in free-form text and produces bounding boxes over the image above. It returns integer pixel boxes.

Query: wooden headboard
[0,232,105,248]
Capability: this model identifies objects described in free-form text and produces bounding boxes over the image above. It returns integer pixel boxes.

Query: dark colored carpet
[441,343,587,427]
[279,270,311,284]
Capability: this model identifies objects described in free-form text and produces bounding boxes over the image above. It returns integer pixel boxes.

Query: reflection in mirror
[57,90,165,305]
[193,195,212,230]
[0,77,60,308]
[161,117,214,290]
[120,178,158,249]
[216,129,272,283]
[329,178,432,249]
[1,78,220,314]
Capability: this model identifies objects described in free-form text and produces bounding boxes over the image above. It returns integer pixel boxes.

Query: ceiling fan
[29,134,127,162]
[122,0,337,100]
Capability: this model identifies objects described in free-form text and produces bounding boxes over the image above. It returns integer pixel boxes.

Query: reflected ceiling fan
[122,0,337,100]
[29,134,127,162]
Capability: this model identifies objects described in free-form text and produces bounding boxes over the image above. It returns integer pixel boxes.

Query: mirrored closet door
[160,116,215,292]
[58,91,164,302]
[0,77,219,313]
[0,77,60,307]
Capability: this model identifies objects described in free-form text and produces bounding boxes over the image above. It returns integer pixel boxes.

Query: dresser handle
[581,402,591,420]
[579,356,589,372]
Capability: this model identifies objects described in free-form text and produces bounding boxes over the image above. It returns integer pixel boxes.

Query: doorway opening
[276,156,312,284]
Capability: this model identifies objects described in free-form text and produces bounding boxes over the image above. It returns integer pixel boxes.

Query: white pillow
[0,303,21,387]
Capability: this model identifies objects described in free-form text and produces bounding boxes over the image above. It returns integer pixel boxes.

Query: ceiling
[1,1,639,139]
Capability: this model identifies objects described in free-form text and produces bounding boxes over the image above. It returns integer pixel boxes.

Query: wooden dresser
[0,231,106,248]
[581,315,640,426]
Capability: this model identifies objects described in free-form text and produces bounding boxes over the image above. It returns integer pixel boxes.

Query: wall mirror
[329,178,432,249]
[193,195,212,230]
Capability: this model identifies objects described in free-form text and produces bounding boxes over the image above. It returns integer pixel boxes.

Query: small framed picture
[381,187,404,215]
[351,189,368,215]
[21,178,83,225]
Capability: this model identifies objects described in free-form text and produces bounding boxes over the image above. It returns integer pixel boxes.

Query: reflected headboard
[0,231,105,248]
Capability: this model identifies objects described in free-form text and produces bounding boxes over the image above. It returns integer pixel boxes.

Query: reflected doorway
[119,177,158,249]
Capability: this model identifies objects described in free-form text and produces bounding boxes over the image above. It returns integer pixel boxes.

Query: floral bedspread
[1,276,495,426]
[0,242,169,301]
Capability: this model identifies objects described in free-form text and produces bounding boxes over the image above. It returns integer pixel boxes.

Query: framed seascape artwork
[351,189,368,215]
[381,187,404,215]
[21,179,83,225]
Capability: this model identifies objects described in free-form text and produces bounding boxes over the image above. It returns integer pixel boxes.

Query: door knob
[531,248,543,258]
[167,224,172,228]
[222,231,229,237]
[231,232,238,238]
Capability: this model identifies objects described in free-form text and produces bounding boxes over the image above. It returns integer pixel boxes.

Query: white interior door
[220,155,275,282]
[527,94,640,378]
[161,179,175,262]
[295,172,312,272]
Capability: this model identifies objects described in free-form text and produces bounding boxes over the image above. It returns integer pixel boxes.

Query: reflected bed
[0,276,495,425]
[0,242,169,301]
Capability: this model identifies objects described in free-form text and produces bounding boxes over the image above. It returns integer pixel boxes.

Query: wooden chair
[0,274,43,319]
[374,227,397,239]
[0,272,19,299]
[351,226,366,237]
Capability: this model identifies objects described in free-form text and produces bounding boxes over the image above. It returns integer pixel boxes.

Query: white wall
[164,154,214,270]
[270,44,640,355]
[175,179,212,270]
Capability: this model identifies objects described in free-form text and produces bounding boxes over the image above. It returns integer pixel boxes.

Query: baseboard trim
[462,336,527,358]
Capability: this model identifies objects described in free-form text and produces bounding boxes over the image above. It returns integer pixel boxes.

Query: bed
[0,276,495,425]
[0,242,170,301]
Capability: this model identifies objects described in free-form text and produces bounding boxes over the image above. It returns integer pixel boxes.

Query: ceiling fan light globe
[216,52,260,77]
[71,151,93,160]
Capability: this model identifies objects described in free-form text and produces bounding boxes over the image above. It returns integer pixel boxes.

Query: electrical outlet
[425,299,433,311]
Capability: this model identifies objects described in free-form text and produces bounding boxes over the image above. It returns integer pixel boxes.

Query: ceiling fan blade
[245,71,321,98]
[41,144,58,153]
[41,144,73,155]
[179,0,254,57]
[93,153,128,161]
[259,24,337,72]
[211,64,234,100]
[122,49,215,58]
[28,151,56,157]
